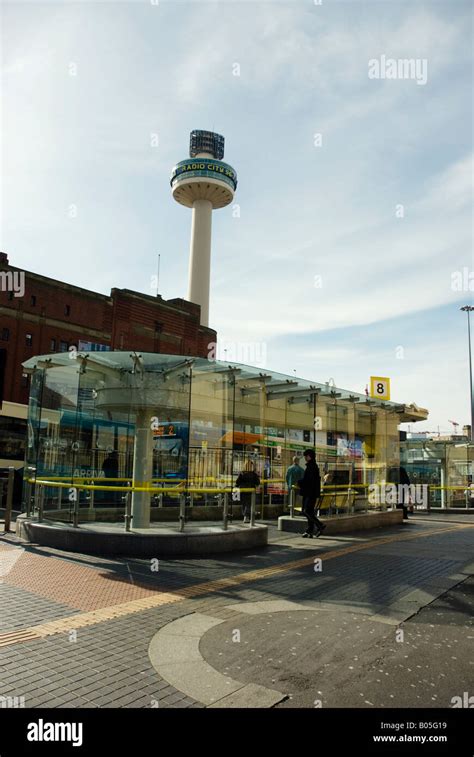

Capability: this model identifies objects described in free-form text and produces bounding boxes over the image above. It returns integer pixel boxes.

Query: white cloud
[1,0,471,429]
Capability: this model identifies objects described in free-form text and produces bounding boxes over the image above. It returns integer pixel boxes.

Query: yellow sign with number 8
[370,376,391,401]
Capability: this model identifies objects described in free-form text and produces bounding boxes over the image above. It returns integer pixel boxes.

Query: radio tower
[170,130,237,327]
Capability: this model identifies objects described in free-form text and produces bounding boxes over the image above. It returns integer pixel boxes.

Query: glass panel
[22,351,417,526]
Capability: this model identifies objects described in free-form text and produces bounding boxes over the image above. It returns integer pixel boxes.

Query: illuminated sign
[153,423,177,438]
[170,159,237,191]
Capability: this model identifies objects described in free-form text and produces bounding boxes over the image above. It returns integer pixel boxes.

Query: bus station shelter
[19,352,428,540]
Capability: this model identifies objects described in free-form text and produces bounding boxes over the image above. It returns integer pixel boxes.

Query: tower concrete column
[131,408,153,528]
[187,199,213,327]
[170,130,237,328]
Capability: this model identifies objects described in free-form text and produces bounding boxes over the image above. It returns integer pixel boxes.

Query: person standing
[102,450,119,480]
[101,450,119,506]
[298,449,326,538]
[235,460,260,524]
[286,456,304,509]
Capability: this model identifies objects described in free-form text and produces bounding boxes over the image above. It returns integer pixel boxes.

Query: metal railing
[287,482,474,516]
[22,476,474,535]
[25,477,260,532]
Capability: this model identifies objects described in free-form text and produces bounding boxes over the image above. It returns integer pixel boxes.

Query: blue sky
[2,0,473,432]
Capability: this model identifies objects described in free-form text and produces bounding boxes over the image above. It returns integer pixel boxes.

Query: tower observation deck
[170,130,237,327]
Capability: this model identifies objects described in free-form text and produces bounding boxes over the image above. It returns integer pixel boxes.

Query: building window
[50,338,57,351]
[0,416,27,460]
[60,340,69,352]
[65,305,70,316]
[25,333,33,347]
[1,328,9,341]
[31,295,36,306]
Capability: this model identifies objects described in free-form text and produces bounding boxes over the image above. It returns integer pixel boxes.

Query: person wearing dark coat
[101,451,119,505]
[298,448,326,538]
[102,451,119,479]
[235,461,260,523]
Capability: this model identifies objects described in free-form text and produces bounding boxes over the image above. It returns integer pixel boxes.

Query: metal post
[289,486,295,518]
[460,306,474,443]
[223,491,228,531]
[124,491,132,532]
[72,486,79,528]
[26,465,36,518]
[28,485,35,517]
[24,477,31,518]
[4,466,14,533]
[179,493,186,532]
[38,485,44,522]
[250,489,256,527]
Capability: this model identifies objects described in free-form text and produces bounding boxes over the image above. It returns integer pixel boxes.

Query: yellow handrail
[28,478,258,495]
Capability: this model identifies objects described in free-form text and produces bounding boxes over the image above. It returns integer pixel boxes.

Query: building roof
[22,351,429,423]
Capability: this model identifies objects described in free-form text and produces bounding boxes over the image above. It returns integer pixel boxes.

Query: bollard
[4,466,14,533]
[124,491,132,532]
[223,491,228,531]
[289,487,295,518]
[179,493,186,533]
[158,492,163,508]
[250,489,256,527]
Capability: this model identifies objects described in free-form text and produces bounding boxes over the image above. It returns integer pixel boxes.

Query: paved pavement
[0,514,472,708]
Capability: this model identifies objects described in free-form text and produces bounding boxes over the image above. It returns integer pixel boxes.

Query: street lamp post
[460,305,474,443]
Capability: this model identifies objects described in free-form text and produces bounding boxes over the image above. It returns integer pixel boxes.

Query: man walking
[298,449,326,538]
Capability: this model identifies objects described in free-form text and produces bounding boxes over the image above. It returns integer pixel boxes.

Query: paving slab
[155,660,244,705]
[208,682,286,708]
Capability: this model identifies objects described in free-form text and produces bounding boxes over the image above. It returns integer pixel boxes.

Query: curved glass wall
[21,352,418,525]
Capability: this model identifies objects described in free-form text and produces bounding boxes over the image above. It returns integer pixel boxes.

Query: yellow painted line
[0,524,470,648]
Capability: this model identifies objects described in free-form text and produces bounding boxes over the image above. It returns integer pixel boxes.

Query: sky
[1,0,473,433]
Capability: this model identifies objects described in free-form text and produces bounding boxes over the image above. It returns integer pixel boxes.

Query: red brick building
[0,252,215,440]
